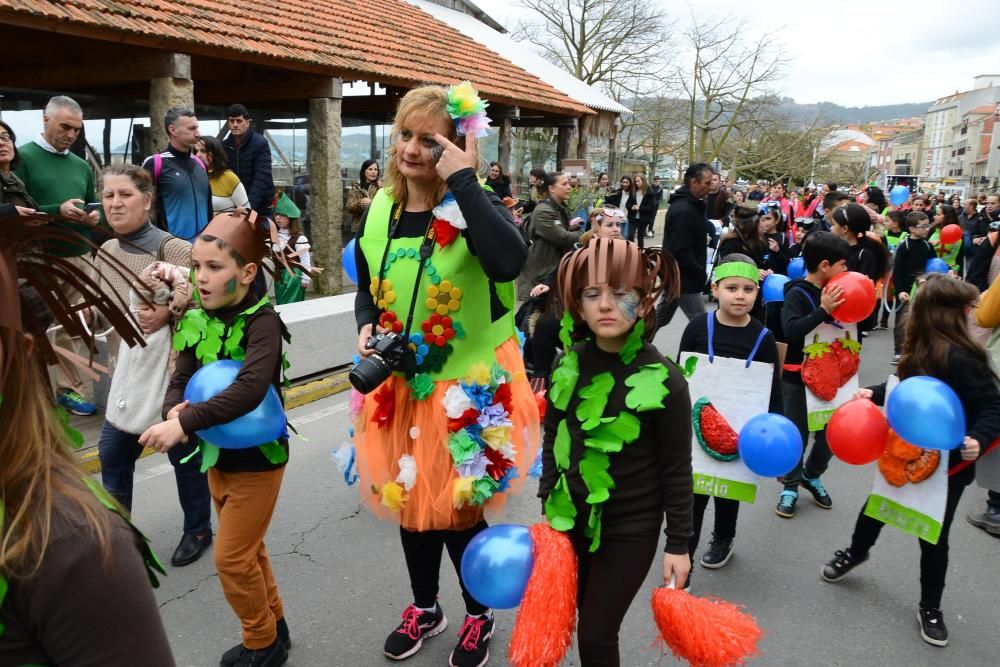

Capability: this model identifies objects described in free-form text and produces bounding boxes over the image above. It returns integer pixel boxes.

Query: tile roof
[0,0,592,116]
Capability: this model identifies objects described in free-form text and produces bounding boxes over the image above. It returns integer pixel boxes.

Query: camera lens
[349,354,394,394]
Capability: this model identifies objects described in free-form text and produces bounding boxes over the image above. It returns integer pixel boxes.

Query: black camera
[349,331,416,394]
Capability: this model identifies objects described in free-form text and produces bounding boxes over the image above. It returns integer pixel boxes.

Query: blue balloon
[762,273,790,303]
[890,185,910,207]
[886,376,965,450]
[460,524,534,609]
[925,257,949,274]
[183,360,287,448]
[786,257,806,279]
[738,413,804,477]
[343,237,359,284]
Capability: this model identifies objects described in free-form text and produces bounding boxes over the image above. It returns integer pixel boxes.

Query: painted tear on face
[615,290,640,322]
[224,277,237,296]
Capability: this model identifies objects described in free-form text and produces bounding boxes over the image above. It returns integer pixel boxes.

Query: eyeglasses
[0,134,13,144]
[913,224,931,229]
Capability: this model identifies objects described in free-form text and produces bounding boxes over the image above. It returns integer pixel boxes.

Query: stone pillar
[308,82,345,296]
[576,114,591,164]
[148,54,193,152]
[498,118,512,176]
[556,118,576,171]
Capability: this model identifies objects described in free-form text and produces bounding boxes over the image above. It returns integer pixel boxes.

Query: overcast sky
[485,0,1000,108]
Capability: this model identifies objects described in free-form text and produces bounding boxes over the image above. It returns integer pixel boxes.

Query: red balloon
[939,224,962,245]
[828,398,888,465]
[828,271,877,324]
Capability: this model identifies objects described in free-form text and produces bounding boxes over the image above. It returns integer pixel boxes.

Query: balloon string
[948,437,1000,477]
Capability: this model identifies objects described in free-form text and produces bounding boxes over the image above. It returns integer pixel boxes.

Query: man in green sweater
[15,95,101,415]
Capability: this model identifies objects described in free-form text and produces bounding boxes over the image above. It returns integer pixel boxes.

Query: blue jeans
[98,420,212,535]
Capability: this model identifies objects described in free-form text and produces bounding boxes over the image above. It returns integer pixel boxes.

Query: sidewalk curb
[77,370,352,475]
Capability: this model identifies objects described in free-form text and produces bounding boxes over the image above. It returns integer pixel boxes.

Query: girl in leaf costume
[349,83,540,665]
[538,237,693,665]
[0,211,173,665]
[140,208,297,667]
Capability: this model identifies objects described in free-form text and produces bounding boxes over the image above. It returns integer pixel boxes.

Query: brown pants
[208,467,285,649]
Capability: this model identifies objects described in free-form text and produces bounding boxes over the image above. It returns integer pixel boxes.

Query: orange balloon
[939,224,962,245]
[828,271,877,324]
[828,398,888,465]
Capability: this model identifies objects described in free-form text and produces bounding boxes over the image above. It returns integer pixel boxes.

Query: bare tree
[719,101,828,183]
[677,15,787,165]
[515,0,673,99]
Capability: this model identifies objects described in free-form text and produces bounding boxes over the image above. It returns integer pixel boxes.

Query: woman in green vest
[350,82,539,665]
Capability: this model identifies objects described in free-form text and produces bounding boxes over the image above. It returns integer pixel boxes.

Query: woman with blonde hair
[350,82,539,666]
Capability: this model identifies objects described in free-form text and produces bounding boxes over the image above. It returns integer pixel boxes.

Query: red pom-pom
[371,385,395,431]
[534,390,547,419]
[651,587,763,667]
[509,523,577,667]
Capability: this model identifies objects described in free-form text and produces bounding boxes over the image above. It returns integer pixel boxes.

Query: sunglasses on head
[758,202,780,214]
[600,207,626,219]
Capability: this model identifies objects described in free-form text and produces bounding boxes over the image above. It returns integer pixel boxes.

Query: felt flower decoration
[448,429,481,465]
[396,454,417,491]
[461,382,494,411]
[471,476,501,505]
[457,450,489,479]
[477,403,512,429]
[447,81,490,138]
[484,445,515,481]
[407,373,435,401]
[432,193,467,230]
[480,425,511,450]
[453,476,475,508]
[448,407,480,433]
[348,388,365,421]
[465,362,492,386]
[380,481,407,511]
[493,382,513,412]
[443,384,474,418]
[431,218,461,248]
[371,385,395,431]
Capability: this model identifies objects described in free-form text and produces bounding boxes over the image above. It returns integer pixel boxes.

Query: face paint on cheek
[615,291,640,321]
[224,277,237,296]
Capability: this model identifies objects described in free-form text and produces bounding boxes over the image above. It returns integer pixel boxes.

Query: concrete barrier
[276,293,358,381]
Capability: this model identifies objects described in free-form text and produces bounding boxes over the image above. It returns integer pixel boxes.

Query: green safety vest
[359,188,517,381]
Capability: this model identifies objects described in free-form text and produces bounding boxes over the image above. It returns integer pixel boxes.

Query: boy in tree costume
[140,209,296,667]
[538,237,693,665]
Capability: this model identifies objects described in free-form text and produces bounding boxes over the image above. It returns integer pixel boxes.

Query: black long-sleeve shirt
[538,341,694,554]
[893,236,934,296]
[354,168,526,332]
[163,290,287,472]
[869,346,1000,486]
[678,312,783,413]
[780,278,830,385]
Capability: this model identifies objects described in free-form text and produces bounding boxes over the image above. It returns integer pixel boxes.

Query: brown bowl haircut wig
[556,238,679,343]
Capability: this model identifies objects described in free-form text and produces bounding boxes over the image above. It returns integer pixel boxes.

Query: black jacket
[605,188,631,211]
[223,130,274,213]
[664,186,708,293]
[893,236,935,296]
[629,189,658,228]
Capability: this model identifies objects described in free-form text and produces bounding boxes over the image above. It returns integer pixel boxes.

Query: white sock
[415,603,436,613]
[469,609,493,620]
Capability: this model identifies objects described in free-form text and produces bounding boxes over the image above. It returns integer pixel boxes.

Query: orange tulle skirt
[353,338,541,531]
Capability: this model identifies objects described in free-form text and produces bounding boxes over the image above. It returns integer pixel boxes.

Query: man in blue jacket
[142,107,211,241]
[222,104,275,215]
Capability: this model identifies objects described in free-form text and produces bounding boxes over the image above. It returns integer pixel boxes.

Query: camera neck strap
[375,202,437,341]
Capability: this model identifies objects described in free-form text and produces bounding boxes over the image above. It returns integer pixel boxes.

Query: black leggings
[689,494,740,558]
[400,521,488,615]
[848,476,966,609]
[573,530,661,667]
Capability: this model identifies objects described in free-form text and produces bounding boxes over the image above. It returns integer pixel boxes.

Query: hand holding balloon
[820,284,846,314]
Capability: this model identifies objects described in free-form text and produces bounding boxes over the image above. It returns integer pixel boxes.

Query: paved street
[120,299,998,667]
